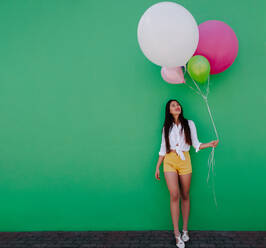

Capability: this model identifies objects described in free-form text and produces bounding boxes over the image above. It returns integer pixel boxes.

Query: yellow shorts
[163,151,192,175]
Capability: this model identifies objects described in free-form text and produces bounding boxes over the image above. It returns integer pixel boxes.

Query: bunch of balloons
[137,1,238,83]
[137,1,239,207]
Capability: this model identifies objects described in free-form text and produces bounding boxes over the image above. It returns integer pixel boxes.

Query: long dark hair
[162,99,192,154]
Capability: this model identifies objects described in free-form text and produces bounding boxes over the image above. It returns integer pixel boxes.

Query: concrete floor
[0,230,265,248]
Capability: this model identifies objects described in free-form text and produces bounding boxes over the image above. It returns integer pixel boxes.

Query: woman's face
[170,101,181,116]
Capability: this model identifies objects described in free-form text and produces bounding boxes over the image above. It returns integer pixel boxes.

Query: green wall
[0,0,265,231]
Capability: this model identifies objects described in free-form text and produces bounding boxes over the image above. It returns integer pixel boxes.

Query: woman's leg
[179,173,192,231]
[164,171,181,237]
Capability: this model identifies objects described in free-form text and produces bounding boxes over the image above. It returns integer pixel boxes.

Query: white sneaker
[181,230,189,242]
[174,232,185,248]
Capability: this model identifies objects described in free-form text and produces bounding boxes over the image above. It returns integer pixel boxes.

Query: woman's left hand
[209,140,219,148]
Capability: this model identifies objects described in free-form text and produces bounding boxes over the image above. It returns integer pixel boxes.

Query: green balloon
[187,55,210,83]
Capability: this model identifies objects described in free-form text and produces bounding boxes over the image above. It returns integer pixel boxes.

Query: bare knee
[170,191,180,201]
[181,192,190,200]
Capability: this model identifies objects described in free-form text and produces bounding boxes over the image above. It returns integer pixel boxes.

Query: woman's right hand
[155,167,160,180]
[209,140,219,148]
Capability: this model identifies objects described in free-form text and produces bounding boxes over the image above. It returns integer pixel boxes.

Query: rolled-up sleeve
[189,120,202,153]
[159,127,166,156]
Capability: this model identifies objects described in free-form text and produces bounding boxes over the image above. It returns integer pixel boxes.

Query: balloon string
[184,81,201,96]
[203,97,219,140]
[204,95,218,207]
[183,67,202,96]
[206,75,210,98]
[185,73,219,207]
[189,75,219,140]
[190,75,206,99]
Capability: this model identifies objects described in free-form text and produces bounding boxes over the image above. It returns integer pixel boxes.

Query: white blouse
[159,120,202,160]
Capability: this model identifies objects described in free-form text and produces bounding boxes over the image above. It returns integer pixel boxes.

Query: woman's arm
[156,155,165,168]
[155,155,164,180]
[155,128,166,180]
[189,120,202,152]
[199,140,219,150]
[158,127,166,157]
[189,120,219,151]
[157,127,166,167]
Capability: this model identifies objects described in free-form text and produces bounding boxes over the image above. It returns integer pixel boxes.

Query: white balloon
[137,1,199,67]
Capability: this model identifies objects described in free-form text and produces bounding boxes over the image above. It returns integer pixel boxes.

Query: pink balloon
[194,20,238,74]
[161,66,185,84]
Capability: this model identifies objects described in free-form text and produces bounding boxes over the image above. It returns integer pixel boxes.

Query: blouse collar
[173,122,181,128]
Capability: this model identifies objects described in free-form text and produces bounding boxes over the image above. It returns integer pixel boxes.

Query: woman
[155,99,219,248]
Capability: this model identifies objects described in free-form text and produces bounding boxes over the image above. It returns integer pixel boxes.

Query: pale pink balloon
[194,20,238,74]
[161,66,185,84]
